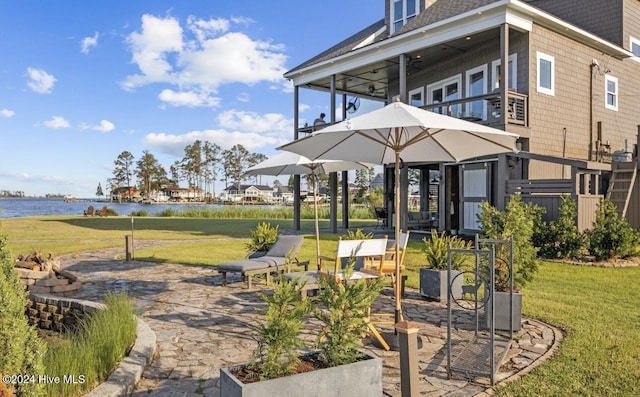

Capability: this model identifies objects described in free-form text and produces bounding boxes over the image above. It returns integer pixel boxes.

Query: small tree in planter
[420,230,471,301]
[220,256,384,396]
[248,276,313,381]
[477,193,541,331]
[314,259,384,366]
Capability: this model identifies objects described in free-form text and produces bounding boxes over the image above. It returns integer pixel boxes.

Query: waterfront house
[285,0,640,232]
[223,184,275,203]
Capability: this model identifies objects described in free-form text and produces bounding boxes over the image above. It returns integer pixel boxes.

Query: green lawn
[3,216,640,395]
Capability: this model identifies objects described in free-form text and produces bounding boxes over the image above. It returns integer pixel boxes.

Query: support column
[399,53,407,103]
[342,93,350,229]
[400,163,409,231]
[293,86,301,230]
[500,23,510,129]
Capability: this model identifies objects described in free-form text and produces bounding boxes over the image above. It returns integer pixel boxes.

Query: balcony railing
[422,90,528,127]
[294,91,528,137]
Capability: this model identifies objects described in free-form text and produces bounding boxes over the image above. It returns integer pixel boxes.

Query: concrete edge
[84,317,157,397]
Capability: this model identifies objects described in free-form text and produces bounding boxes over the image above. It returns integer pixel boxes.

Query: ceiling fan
[346,97,360,114]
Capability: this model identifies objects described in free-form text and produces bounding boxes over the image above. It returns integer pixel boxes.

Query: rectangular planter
[485,291,522,332]
[220,352,382,397]
[419,268,463,301]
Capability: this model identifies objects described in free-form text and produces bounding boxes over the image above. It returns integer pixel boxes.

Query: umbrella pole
[314,173,321,269]
[394,148,402,324]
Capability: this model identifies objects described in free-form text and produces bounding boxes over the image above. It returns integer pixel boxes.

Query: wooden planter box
[419,268,463,301]
[220,352,382,397]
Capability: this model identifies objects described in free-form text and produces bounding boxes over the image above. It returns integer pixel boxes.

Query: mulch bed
[549,256,640,268]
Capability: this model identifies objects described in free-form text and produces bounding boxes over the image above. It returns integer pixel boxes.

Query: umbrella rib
[463,130,517,151]
[400,127,457,160]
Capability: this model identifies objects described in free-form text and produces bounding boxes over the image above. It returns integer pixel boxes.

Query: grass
[42,291,137,397]
[3,216,640,395]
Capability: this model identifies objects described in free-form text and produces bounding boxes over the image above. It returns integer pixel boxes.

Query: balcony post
[500,23,510,129]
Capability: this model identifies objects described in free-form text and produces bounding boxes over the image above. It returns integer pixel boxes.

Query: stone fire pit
[15,252,81,294]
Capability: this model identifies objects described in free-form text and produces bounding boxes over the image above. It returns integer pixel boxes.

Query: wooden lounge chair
[217,235,305,288]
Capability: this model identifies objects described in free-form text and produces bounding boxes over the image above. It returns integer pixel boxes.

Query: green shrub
[422,230,471,270]
[246,222,279,254]
[249,276,312,381]
[0,224,46,397]
[315,258,384,366]
[533,195,585,259]
[585,198,640,261]
[477,193,540,292]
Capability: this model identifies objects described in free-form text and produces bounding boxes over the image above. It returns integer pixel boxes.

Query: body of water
[0,198,282,218]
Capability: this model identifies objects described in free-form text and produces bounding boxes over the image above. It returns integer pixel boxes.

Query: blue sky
[0,1,383,197]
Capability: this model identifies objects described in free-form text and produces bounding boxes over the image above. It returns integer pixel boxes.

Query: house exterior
[111,186,141,202]
[285,0,640,233]
[222,184,275,203]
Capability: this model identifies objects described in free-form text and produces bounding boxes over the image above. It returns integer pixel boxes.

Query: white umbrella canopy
[278,100,520,322]
[244,150,374,267]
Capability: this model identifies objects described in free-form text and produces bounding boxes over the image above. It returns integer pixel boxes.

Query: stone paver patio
[59,244,561,396]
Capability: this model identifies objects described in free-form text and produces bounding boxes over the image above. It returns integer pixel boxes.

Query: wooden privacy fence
[506,179,600,231]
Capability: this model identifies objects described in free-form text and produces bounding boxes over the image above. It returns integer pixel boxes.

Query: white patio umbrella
[278,100,519,322]
[244,150,373,267]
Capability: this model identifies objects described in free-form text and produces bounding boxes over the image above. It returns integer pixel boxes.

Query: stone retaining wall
[26,293,104,332]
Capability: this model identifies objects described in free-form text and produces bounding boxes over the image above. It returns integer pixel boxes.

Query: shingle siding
[528,23,640,179]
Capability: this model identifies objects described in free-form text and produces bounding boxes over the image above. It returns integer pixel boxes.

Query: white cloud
[142,110,293,157]
[121,15,288,108]
[0,109,15,118]
[81,32,99,54]
[236,92,250,102]
[158,89,221,108]
[44,116,70,129]
[27,67,56,94]
[217,109,291,135]
[92,120,115,132]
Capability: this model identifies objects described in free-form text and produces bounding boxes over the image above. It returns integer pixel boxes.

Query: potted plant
[477,193,541,331]
[420,230,471,301]
[219,259,383,396]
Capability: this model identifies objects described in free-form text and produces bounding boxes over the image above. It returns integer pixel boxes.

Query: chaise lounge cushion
[216,234,305,287]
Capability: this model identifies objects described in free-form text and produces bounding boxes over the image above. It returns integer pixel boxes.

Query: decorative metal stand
[446,235,515,385]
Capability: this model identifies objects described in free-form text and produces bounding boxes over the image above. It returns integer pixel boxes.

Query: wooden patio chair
[361,230,410,293]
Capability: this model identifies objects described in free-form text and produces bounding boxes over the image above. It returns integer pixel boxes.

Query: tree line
[106,141,268,200]
[104,140,380,202]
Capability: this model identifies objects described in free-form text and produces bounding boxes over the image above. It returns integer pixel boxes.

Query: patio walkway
[60,243,561,397]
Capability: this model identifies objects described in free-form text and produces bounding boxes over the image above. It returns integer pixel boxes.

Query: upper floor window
[631,36,640,61]
[605,75,618,111]
[427,74,462,116]
[392,0,419,33]
[536,51,554,96]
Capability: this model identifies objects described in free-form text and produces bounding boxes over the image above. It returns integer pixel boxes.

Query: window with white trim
[465,64,488,120]
[409,87,424,107]
[426,75,462,116]
[491,53,518,90]
[631,36,640,61]
[536,52,554,95]
[391,0,419,33]
[605,75,618,111]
